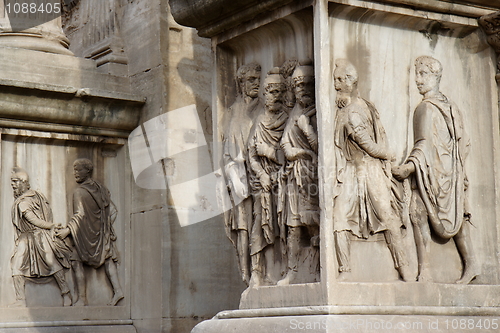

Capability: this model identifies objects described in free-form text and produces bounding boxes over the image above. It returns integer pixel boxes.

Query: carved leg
[72,261,87,306]
[334,231,351,281]
[105,259,124,306]
[309,225,320,247]
[237,229,250,285]
[263,245,275,284]
[53,270,72,306]
[455,222,479,284]
[410,192,432,282]
[249,252,263,287]
[9,276,26,307]
[277,226,301,285]
[383,227,412,282]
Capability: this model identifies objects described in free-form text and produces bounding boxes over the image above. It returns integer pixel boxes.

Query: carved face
[294,76,315,107]
[415,64,440,96]
[73,164,91,183]
[264,83,285,112]
[11,177,29,198]
[333,67,357,108]
[333,67,356,93]
[243,69,260,98]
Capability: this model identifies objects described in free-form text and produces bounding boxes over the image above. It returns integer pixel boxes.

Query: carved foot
[456,265,479,285]
[249,272,262,287]
[416,271,433,283]
[63,293,72,307]
[415,263,433,283]
[7,300,26,308]
[109,292,124,306]
[398,265,415,282]
[241,270,251,286]
[310,235,320,247]
[277,271,297,286]
[337,270,351,282]
[263,274,275,286]
[73,296,88,307]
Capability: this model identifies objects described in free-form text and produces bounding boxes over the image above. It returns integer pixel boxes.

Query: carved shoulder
[413,101,436,141]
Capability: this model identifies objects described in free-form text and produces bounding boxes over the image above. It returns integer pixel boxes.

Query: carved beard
[12,184,28,198]
[336,91,351,109]
[265,100,282,113]
[298,94,313,108]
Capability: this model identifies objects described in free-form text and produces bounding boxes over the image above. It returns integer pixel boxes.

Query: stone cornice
[169,0,498,37]
[0,78,144,138]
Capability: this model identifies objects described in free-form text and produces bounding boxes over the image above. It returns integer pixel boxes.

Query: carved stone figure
[247,67,287,286]
[392,56,479,284]
[278,60,319,285]
[56,158,124,305]
[10,167,72,307]
[478,11,500,74]
[222,63,263,286]
[280,59,300,110]
[332,59,411,282]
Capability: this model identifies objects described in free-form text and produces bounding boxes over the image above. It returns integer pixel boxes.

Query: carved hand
[260,173,272,192]
[231,177,248,199]
[55,226,71,239]
[297,114,310,132]
[391,162,415,181]
[290,148,314,161]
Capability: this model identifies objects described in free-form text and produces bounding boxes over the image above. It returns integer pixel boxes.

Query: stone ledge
[240,283,500,309]
[218,305,500,319]
[0,325,136,333]
[192,314,500,333]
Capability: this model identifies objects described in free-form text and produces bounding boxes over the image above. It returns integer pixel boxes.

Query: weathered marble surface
[168,1,500,333]
[192,313,500,333]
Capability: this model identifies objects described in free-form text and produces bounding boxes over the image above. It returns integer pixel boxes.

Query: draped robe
[408,96,469,239]
[68,179,118,268]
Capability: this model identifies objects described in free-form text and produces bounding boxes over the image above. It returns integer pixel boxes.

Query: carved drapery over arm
[478,11,500,74]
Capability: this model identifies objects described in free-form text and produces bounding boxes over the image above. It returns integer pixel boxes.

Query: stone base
[0,324,136,333]
[192,313,500,333]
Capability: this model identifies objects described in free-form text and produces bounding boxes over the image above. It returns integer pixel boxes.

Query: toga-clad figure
[392,56,479,284]
[57,158,124,305]
[332,59,411,281]
[247,67,287,286]
[278,60,319,285]
[10,167,72,307]
[222,63,263,285]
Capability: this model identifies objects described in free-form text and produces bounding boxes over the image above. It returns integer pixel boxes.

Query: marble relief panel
[216,8,321,287]
[0,134,129,307]
[329,3,498,284]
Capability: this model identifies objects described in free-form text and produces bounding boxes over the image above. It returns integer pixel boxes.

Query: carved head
[292,59,315,108]
[264,67,286,112]
[333,59,358,93]
[73,158,93,184]
[415,56,442,96]
[334,59,358,108]
[11,167,30,198]
[236,62,261,99]
[280,59,299,108]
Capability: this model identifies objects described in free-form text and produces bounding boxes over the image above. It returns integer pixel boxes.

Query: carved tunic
[248,108,287,255]
[408,96,469,239]
[222,96,262,234]
[11,190,71,277]
[333,98,401,238]
[280,104,319,228]
[68,179,118,268]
